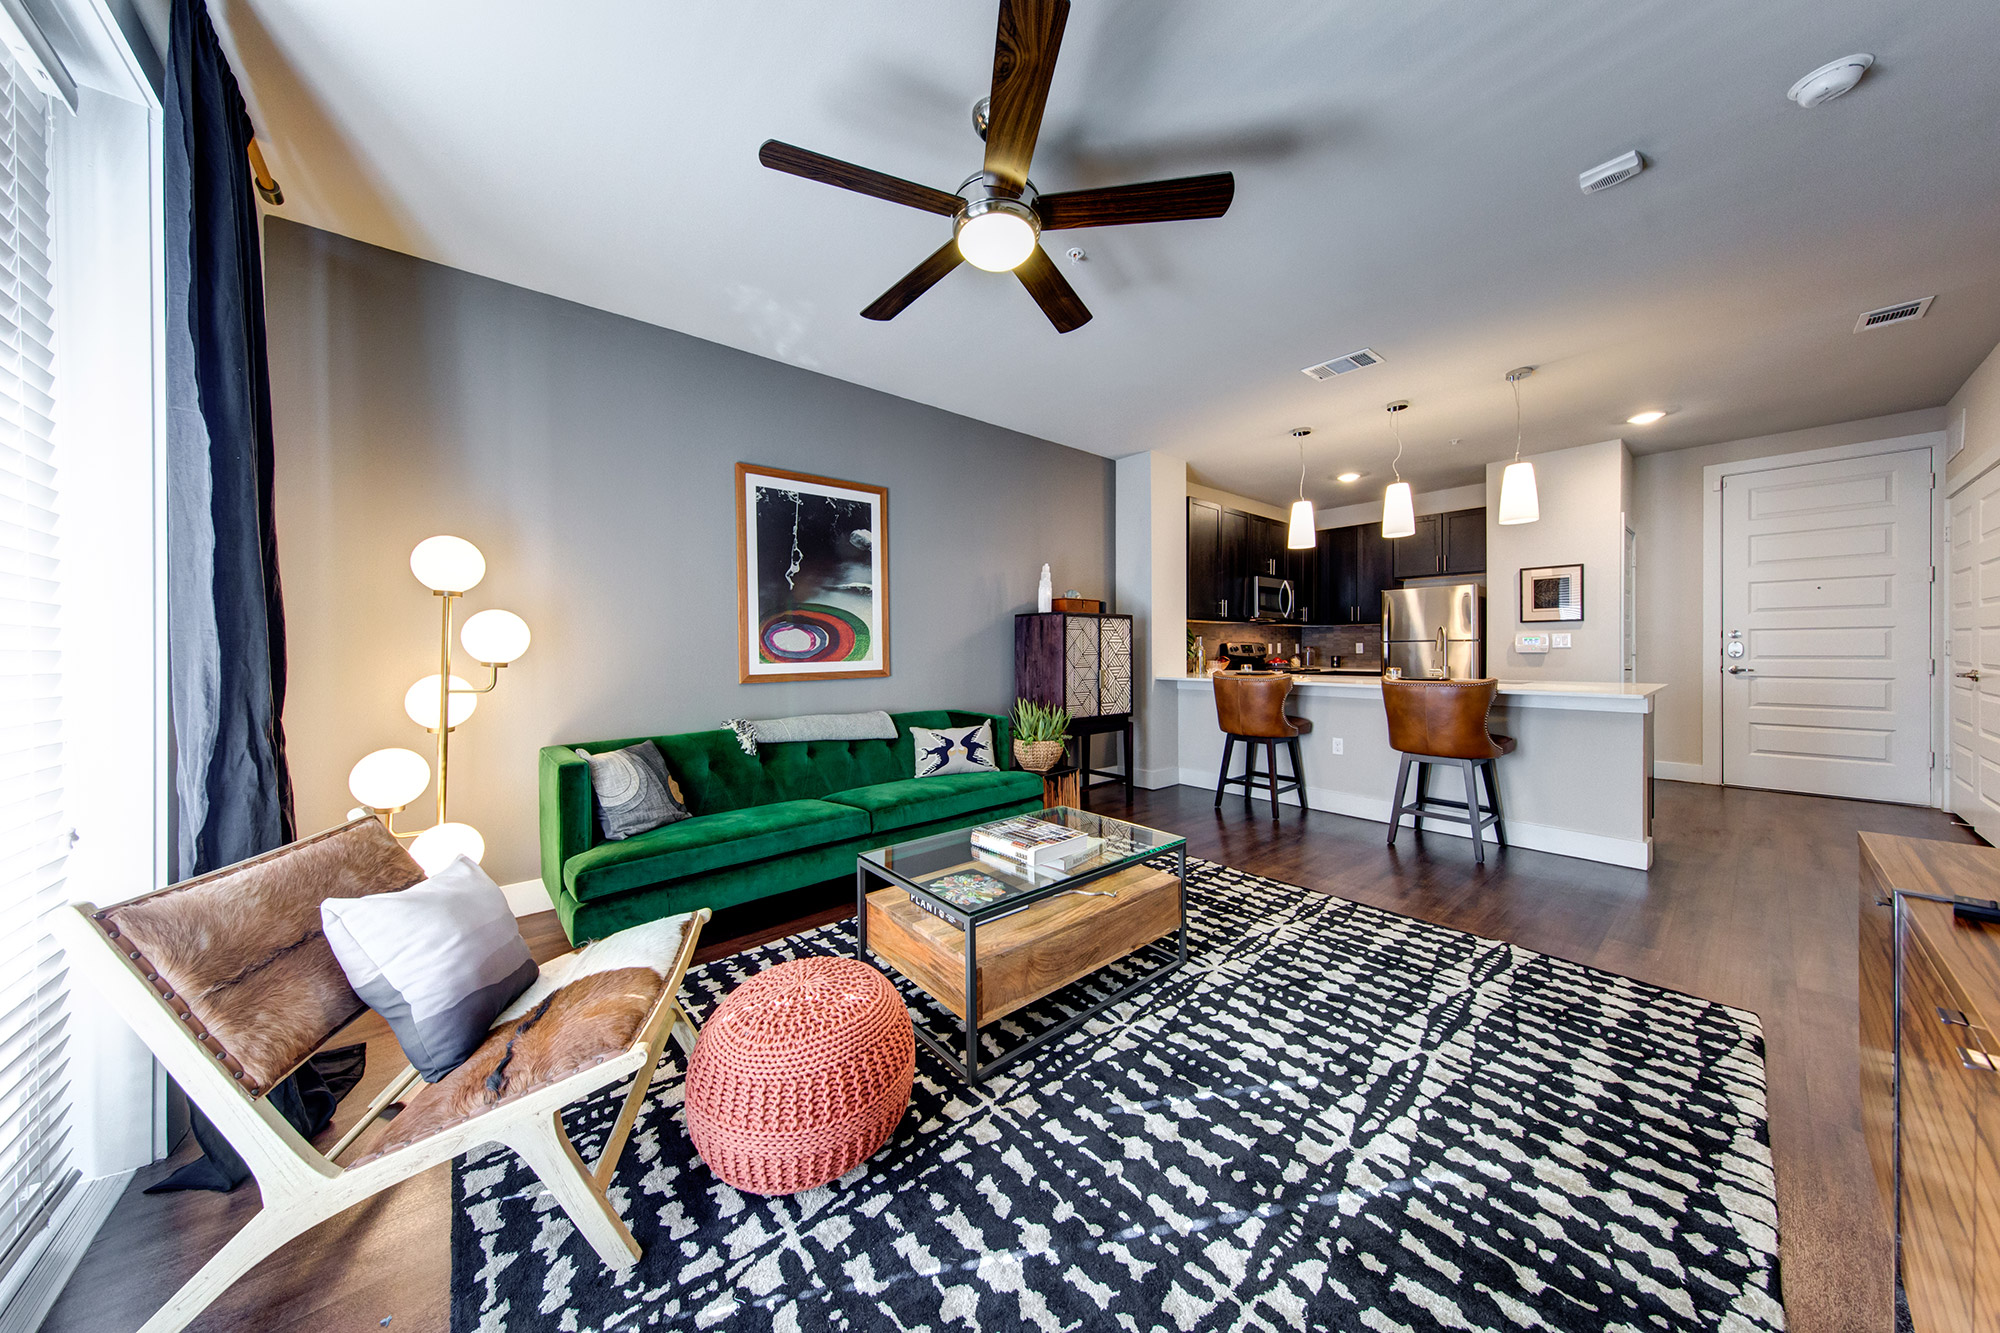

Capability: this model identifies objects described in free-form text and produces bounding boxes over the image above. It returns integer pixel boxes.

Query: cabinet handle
[1960,1045,1996,1073]
[1939,1005,1970,1027]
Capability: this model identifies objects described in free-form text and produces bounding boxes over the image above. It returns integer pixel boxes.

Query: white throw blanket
[718,710,899,755]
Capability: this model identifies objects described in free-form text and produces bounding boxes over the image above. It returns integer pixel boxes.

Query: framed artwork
[736,463,889,682]
[1519,563,1584,622]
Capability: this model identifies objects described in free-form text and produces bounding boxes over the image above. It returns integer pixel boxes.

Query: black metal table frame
[856,841,1188,1086]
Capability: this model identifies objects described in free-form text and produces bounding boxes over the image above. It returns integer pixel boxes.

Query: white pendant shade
[410,822,485,873]
[1381,481,1415,539]
[347,747,431,810]
[1287,499,1315,549]
[1498,460,1541,525]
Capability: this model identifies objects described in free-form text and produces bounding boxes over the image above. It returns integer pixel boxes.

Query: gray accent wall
[264,219,1113,887]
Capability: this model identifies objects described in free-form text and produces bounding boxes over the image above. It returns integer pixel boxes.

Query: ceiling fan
[757,0,1235,333]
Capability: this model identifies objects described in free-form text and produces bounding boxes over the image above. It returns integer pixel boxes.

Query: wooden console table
[1859,832,2000,1331]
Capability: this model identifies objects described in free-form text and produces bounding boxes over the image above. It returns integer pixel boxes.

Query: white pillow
[321,855,538,1081]
[912,722,999,778]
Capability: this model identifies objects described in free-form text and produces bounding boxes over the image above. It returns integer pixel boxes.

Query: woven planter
[1013,739,1066,773]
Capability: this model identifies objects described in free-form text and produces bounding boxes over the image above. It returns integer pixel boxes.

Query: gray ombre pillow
[321,855,539,1082]
[577,741,688,840]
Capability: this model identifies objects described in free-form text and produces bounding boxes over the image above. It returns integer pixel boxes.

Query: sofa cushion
[655,709,966,815]
[565,799,870,902]
[823,769,1044,837]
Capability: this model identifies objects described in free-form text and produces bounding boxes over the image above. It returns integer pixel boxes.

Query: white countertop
[1162,673,1664,713]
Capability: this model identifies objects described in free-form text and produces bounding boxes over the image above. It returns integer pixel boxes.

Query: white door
[1948,460,2000,842]
[1721,449,1932,802]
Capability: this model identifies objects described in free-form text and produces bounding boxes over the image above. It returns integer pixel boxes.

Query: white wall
[1484,440,1631,682]
[1186,480,1287,523]
[1115,452,1185,787]
[1630,408,1947,768]
[1945,340,2000,492]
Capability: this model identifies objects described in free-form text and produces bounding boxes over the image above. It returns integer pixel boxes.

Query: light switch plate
[1354,642,1364,654]
[1516,632,1550,653]
[1552,632,1573,649]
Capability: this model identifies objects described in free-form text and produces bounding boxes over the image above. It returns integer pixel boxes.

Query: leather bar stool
[1213,672,1312,821]
[1383,677,1515,863]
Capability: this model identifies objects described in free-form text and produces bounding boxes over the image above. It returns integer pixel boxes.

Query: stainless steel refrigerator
[1382,583,1483,679]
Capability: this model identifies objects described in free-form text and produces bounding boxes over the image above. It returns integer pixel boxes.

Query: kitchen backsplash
[1187,620,1383,670]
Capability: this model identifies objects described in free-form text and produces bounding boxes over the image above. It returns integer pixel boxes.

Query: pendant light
[1287,428,1315,548]
[1498,366,1540,526]
[1381,401,1415,538]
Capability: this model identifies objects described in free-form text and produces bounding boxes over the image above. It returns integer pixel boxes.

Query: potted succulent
[1010,699,1071,773]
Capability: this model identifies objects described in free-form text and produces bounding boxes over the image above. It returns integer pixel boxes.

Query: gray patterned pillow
[320,855,539,1082]
[912,722,999,777]
[577,741,689,840]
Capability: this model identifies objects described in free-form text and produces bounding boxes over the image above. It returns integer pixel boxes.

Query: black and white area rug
[452,860,1784,1332]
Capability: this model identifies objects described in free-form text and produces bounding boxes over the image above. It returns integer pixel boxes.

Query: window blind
[0,38,71,1276]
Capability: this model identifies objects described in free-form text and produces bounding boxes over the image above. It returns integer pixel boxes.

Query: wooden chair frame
[51,903,710,1333]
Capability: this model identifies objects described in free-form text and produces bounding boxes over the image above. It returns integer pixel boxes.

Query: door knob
[1727,666,1755,675]
[1958,670,1982,681]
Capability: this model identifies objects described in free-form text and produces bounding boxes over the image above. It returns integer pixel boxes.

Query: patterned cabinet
[1015,612,1132,718]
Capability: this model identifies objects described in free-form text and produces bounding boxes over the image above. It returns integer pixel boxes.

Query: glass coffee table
[856,807,1188,1085]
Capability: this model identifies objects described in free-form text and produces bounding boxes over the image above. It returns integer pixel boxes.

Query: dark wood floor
[46,781,1969,1333]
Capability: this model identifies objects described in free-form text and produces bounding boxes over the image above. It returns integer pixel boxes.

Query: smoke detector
[1789,54,1873,109]
[1854,296,1933,332]
[1301,347,1383,380]
[1579,150,1645,195]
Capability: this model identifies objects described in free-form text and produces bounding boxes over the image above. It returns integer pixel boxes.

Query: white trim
[1174,771,1654,869]
[498,877,552,919]
[0,1170,129,1333]
[1654,760,1708,784]
[1132,763,1182,790]
[1700,432,1947,798]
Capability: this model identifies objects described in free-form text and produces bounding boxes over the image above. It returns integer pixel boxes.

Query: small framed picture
[1519,563,1584,622]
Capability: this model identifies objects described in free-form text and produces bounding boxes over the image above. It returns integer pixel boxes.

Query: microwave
[1247,575,1299,622]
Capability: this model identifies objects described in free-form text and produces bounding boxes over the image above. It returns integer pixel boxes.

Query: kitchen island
[1170,673,1664,869]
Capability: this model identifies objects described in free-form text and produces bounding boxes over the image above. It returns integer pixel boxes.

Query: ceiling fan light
[1498,461,1540,525]
[956,199,1039,272]
[1382,482,1415,539]
[1287,499,1315,549]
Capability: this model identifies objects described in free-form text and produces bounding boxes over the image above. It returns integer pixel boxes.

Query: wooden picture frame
[1519,563,1584,622]
[736,462,890,683]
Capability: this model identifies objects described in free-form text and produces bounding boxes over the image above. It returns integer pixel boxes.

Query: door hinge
[1932,752,1938,770]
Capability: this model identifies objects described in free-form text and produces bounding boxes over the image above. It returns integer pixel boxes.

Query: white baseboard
[1174,770,1653,870]
[1132,764,1181,791]
[499,878,552,918]
[1653,761,1708,784]
[0,1170,130,1333]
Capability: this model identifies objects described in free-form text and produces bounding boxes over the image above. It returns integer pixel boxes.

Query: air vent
[1854,297,1934,332]
[1579,150,1645,194]
[1301,347,1383,381]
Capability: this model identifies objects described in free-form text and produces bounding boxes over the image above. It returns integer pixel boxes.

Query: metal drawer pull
[1938,1006,1970,1027]
[1961,1046,1996,1073]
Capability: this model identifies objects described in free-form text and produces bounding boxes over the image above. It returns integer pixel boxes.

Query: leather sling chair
[1213,671,1312,820]
[1382,676,1515,864]
[51,817,709,1333]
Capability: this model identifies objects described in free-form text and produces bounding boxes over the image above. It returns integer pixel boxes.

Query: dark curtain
[164,0,294,879]
[157,0,339,1194]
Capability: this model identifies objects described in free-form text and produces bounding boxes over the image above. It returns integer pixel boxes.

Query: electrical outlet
[1354,642,1364,654]
[1329,737,1344,755]
[1552,633,1573,649]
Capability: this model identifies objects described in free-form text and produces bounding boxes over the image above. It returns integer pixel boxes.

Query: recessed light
[1626,410,1666,425]
[1336,471,1362,483]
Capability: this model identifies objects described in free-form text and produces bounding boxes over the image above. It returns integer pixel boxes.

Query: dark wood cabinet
[1186,499,1226,620]
[1314,523,1396,625]
[1219,508,1249,616]
[1249,516,1285,579]
[1393,515,1442,580]
[1445,508,1486,575]
[1349,524,1396,624]
[1285,540,1318,623]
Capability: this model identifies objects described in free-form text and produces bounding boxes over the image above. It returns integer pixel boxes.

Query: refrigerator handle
[1435,626,1446,673]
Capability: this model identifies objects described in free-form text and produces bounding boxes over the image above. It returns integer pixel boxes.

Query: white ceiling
[215,0,2000,507]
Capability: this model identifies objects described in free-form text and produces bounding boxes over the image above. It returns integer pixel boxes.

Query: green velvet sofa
[539,709,1045,941]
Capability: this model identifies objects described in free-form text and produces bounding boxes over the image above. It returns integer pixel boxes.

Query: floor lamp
[346,535,531,873]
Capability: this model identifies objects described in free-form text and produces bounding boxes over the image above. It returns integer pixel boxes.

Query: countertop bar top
[1163,672,1665,713]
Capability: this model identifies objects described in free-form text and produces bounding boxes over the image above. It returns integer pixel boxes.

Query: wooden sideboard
[1859,833,2000,1330]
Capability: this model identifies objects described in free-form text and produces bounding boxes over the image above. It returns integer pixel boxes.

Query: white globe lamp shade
[1498,461,1541,525]
[410,822,485,874]
[1287,499,1315,549]
[347,747,431,810]
[461,609,532,665]
[955,202,1038,272]
[1381,481,1416,539]
[404,674,479,730]
[409,536,486,593]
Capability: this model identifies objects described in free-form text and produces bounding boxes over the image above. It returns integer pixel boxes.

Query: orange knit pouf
[684,956,915,1196]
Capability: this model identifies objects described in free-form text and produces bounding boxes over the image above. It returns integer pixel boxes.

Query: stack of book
[970,815,1090,869]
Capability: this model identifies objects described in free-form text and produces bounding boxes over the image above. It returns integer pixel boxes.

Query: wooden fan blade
[1036,172,1236,230]
[759,140,962,216]
[861,239,965,321]
[1015,245,1091,332]
[983,0,1070,190]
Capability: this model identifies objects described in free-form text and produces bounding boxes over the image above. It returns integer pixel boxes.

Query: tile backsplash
[1187,620,1382,670]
